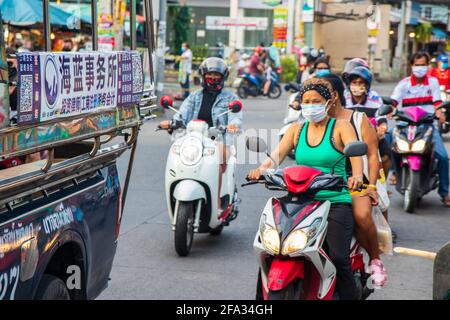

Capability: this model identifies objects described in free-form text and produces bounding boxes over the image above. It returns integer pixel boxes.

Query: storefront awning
[432,27,447,40]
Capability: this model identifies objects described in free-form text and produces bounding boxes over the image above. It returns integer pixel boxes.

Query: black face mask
[204,77,223,92]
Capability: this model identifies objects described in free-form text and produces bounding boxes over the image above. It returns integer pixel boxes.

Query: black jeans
[326,203,358,300]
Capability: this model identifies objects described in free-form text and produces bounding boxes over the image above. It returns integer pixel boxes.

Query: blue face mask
[442,63,449,69]
[316,69,331,77]
[181,47,186,53]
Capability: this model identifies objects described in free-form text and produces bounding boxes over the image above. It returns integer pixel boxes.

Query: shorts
[378,138,390,158]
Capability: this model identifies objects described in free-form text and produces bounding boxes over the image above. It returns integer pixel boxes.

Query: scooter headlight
[180,137,203,166]
[282,230,308,255]
[281,218,322,255]
[396,139,410,152]
[262,226,280,255]
[411,139,426,153]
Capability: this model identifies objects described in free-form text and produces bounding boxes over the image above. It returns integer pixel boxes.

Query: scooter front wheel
[267,280,303,300]
[174,201,195,256]
[404,170,420,213]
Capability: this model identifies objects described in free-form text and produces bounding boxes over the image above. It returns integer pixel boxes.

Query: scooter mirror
[246,137,267,153]
[379,104,394,116]
[159,96,173,109]
[343,141,368,157]
[289,101,301,111]
[381,96,393,106]
[229,100,243,113]
[438,101,450,110]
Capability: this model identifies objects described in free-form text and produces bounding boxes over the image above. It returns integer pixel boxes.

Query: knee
[353,209,374,231]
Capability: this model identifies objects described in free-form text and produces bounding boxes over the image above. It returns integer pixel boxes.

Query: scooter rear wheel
[174,201,195,256]
[268,84,282,99]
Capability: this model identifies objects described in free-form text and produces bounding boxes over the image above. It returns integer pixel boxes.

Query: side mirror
[438,101,450,110]
[229,100,243,113]
[246,137,267,153]
[381,96,393,106]
[159,96,173,109]
[379,104,394,116]
[289,103,302,111]
[343,141,368,157]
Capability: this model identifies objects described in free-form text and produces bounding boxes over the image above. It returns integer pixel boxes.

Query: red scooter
[244,137,374,300]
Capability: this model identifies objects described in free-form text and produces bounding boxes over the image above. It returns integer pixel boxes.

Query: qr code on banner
[132,54,143,93]
[19,74,33,112]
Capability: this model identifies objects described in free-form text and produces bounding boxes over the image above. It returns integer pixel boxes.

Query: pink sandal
[369,259,387,287]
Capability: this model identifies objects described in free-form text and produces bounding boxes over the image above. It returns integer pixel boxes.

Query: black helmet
[199,57,229,91]
[342,58,369,85]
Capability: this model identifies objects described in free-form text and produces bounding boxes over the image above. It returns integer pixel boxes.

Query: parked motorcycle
[379,99,445,213]
[243,137,374,300]
[279,83,303,159]
[158,96,242,256]
[237,70,282,99]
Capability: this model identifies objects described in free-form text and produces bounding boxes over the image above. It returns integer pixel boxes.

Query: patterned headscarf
[296,83,332,102]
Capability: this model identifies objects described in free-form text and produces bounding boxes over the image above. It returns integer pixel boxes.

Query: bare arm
[336,121,364,190]
[361,114,380,186]
[248,123,298,180]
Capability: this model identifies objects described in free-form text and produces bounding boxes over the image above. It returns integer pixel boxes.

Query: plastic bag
[372,206,393,255]
[376,169,390,212]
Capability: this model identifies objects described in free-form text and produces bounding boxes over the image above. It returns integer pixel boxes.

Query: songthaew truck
[0,0,156,300]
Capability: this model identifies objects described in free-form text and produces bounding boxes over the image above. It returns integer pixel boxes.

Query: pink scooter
[379,103,440,213]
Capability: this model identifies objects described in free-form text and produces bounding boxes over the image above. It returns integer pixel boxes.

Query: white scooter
[279,82,303,159]
[158,96,242,256]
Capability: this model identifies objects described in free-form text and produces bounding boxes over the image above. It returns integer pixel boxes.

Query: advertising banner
[17,51,143,124]
[273,8,288,48]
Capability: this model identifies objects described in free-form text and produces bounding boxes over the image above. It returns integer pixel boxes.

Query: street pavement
[99,81,450,300]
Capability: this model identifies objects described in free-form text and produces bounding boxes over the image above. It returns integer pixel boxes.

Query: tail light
[114,186,122,240]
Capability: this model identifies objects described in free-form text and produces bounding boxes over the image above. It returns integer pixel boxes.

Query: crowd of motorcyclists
[158,45,450,300]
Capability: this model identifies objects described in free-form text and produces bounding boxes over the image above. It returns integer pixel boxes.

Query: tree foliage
[168,5,192,54]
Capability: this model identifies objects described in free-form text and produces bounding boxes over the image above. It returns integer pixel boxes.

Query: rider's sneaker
[369,259,387,287]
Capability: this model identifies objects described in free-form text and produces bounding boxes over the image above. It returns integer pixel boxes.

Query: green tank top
[295,118,351,204]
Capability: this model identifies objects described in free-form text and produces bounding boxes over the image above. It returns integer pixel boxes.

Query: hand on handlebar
[436,110,446,124]
[227,124,240,134]
[247,168,264,181]
[158,120,170,130]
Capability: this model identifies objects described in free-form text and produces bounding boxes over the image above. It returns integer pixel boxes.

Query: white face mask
[412,66,428,78]
[301,103,328,123]
[350,85,366,97]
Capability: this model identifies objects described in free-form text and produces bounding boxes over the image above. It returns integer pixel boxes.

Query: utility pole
[155,0,167,100]
[229,0,239,49]
[393,0,407,78]
[286,0,296,54]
